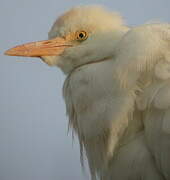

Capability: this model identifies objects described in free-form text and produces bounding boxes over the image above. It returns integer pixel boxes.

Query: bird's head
[5,5,129,74]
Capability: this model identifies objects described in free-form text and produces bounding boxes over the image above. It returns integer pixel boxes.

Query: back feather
[113,23,170,179]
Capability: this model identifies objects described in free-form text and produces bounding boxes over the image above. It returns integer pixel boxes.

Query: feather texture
[63,60,140,179]
[113,23,170,180]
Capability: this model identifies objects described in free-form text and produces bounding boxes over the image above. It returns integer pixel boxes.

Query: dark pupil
[79,33,84,38]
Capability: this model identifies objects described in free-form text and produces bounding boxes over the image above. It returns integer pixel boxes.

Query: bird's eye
[76,31,88,41]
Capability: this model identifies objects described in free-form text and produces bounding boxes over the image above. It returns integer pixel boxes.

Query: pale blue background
[1,0,170,180]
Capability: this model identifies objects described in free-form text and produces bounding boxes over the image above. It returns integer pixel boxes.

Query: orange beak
[5,37,72,57]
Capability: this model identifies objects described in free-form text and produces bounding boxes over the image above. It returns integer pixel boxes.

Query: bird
[5,5,170,180]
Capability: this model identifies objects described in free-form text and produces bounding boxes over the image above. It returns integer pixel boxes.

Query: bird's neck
[63,60,142,179]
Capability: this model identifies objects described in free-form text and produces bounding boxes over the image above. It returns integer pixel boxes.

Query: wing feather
[113,23,170,179]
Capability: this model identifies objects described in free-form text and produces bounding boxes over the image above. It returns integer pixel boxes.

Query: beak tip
[4,48,21,56]
[4,49,11,56]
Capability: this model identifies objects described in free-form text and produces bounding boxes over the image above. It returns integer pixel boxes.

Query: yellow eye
[76,31,88,41]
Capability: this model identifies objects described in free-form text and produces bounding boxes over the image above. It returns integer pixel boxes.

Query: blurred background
[1,0,170,180]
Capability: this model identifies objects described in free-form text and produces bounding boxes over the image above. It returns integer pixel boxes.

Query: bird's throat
[69,57,112,76]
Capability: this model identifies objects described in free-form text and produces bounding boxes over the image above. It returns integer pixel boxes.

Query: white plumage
[5,5,170,180]
[114,23,170,180]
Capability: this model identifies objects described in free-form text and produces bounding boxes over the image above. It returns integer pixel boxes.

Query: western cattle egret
[5,5,170,180]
